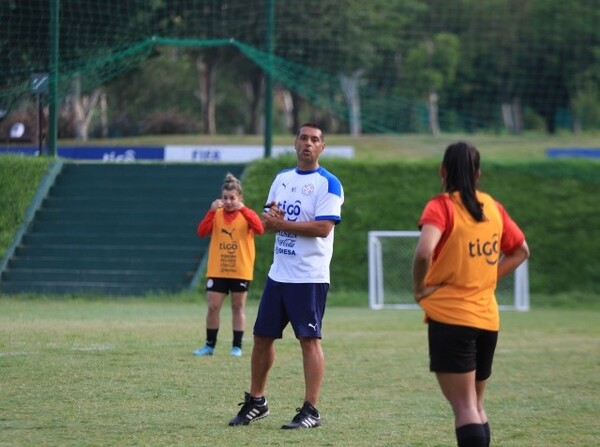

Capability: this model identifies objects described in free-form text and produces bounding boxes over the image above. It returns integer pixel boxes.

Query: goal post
[368,231,529,311]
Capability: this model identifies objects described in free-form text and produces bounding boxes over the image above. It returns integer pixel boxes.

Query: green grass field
[1,132,599,445]
[1,297,598,447]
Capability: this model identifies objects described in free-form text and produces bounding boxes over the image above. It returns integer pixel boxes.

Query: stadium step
[0,281,182,296]
[21,232,199,246]
[0,162,246,296]
[1,269,192,284]
[8,256,199,271]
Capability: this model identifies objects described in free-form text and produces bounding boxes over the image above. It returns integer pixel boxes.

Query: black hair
[296,122,324,142]
[442,141,484,222]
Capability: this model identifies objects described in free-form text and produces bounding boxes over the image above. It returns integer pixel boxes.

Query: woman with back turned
[412,142,530,447]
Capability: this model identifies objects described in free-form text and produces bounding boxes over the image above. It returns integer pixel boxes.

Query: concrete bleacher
[0,162,245,295]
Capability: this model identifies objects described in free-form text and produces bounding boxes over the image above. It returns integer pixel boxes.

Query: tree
[70,74,102,141]
[402,33,460,135]
[270,0,426,133]
[517,0,574,132]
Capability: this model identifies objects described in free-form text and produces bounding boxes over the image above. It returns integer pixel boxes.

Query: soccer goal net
[368,231,529,311]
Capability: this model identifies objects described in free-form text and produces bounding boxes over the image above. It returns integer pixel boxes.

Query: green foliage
[0,155,51,254]
[403,32,460,97]
[102,51,201,133]
[573,81,600,130]
[1,144,599,304]
[241,156,600,301]
[0,299,598,446]
[2,1,599,134]
[481,160,600,295]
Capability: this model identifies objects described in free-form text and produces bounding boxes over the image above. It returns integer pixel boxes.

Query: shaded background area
[1,0,599,146]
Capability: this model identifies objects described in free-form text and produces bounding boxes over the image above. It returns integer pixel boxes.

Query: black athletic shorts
[428,319,498,381]
[206,277,251,294]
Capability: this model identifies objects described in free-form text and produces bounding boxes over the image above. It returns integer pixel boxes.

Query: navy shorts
[428,320,498,381]
[206,277,251,294]
[253,277,329,339]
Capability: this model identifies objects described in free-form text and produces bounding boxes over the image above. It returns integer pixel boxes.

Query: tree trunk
[502,103,514,132]
[512,98,523,134]
[195,52,219,135]
[290,91,302,133]
[72,73,101,141]
[428,91,440,136]
[340,71,363,136]
[279,88,294,132]
[100,92,108,138]
[570,97,582,134]
[502,99,523,134]
[246,73,263,135]
[540,106,556,133]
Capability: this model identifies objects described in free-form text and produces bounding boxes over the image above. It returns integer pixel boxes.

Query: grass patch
[0,297,598,446]
[0,155,51,255]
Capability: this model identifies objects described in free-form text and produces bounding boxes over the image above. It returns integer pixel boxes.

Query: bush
[101,113,141,138]
[242,157,600,298]
[1,155,599,300]
[141,110,197,135]
[573,82,600,131]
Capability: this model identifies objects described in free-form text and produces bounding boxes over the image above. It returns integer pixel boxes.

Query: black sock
[455,423,486,447]
[206,328,218,348]
[250,395,265,405]
[482,422,491,447]
[233,330,244,348]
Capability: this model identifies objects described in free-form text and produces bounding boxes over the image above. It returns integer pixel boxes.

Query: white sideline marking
[0,351,34,357]
[70,343,114,352]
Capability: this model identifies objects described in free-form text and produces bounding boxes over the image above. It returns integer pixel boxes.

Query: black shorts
[206,277,251,294]
[428,320,498,381]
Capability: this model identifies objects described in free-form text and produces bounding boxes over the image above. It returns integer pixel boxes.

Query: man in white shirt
[229,122,344,430]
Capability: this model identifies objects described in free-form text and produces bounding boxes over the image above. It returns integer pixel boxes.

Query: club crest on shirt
[302,183,314,196]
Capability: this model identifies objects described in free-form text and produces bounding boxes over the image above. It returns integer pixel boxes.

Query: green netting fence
[1,0,599,147]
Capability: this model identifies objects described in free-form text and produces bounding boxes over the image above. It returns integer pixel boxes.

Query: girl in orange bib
[193,173,264,357]
[413,142,529,446]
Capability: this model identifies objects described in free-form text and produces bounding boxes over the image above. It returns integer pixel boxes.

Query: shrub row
[241,157,600,298]
[1,156,598,302]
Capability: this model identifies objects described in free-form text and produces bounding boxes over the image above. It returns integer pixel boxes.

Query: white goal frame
[368,231,529,311]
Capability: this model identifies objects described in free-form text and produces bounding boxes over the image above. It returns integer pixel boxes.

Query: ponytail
[442,142,484,222]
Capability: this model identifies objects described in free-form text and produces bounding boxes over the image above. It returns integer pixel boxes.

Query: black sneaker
[281,401,321,429]
[228,392,269,426]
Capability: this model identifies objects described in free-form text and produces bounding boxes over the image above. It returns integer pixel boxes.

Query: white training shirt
[266,166,344,283]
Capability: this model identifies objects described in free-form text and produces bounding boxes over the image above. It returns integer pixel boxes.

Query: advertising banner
[1,145,354,162]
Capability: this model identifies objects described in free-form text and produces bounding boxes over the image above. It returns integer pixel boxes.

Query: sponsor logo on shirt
[468,233,499,265]
[278,200,302,222]
[275,232,297,256]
